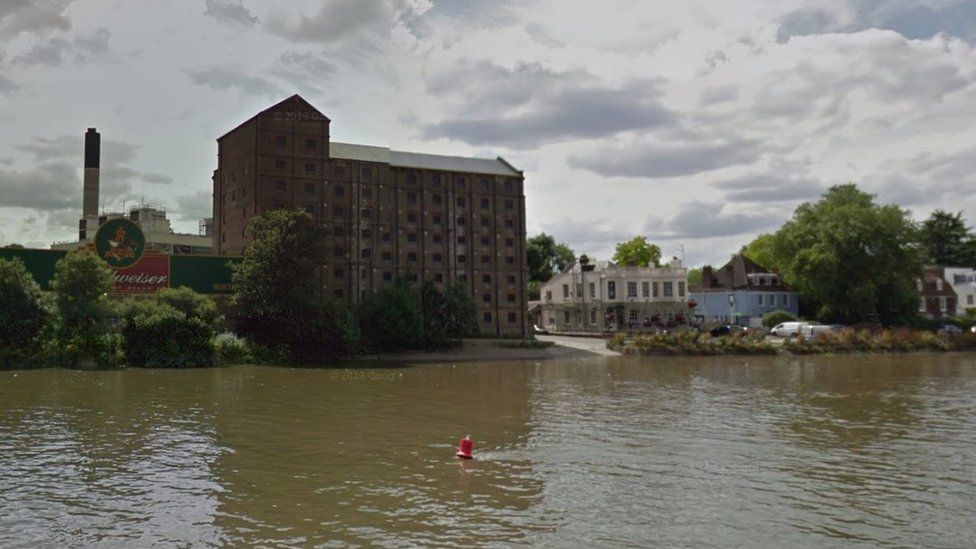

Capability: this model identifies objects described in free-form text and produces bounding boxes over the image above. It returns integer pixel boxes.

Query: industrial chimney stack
[83,128,100,219]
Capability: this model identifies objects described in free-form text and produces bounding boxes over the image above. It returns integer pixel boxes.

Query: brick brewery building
[213,95,528,337]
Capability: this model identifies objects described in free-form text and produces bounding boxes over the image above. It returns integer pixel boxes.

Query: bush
[783,328,951,354]
[762,310,797,328]
[360,280,424,352]
[119,299,214,368]
[154,287,223,335]
[626,331,776,356]
[0,257,49,366]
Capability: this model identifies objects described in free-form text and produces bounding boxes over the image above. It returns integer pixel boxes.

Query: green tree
[231,209,349,361]
[155,286,222,335]
[687,267,703,287]
[3,243,25,249]
[0,257,48,362]
[119,297,215,368]
[741,233,779,271]
[769,184,922,324]
[443,282,479,339]
[49,248,115,366]
[613,236,662,267]
[919,210,976,267]
[360,279,424,351]
[527,233,576,281]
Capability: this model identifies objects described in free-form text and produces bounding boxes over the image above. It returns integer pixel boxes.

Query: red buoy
[456,435,473,459]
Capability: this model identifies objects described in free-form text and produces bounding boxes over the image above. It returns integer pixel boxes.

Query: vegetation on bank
[607,329,976,356]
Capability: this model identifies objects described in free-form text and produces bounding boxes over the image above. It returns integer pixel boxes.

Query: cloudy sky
[2,0,976,266]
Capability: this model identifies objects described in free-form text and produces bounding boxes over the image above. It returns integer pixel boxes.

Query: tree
[919,210,976,267]
[527,233,576,281]
[769,184,922,324]
[762,310,797,328]
[613,236,661,268]
[443,282,479,339]
[360,279,424,352]
[741,233,779,272]
[231,209,346,361]
[0,257,48,360]
[687,267,703,287]
[119,297,215,368]
[49,248,115,365]
[3,244,25,249]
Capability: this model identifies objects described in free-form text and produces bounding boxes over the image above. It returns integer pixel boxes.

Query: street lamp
[728,293,736,325]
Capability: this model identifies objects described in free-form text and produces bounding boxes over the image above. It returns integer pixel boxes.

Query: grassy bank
[608,330,976,356]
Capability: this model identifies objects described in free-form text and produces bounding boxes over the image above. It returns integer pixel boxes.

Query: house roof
[217,94,330,142]
[330,142,522,177]
[696,253,795,292]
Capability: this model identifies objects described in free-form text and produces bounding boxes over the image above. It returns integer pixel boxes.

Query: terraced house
[213,95,528,337]
[538,258,690,333]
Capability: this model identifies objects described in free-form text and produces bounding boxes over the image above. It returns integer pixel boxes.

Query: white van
[770,322,810,337]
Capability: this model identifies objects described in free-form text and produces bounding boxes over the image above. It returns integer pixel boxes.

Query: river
[1,354,974,547]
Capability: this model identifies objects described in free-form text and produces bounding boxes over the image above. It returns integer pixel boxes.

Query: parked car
[533,324,550,335]
[709,325,747,337]
[937,324,963,335]
[770,321,811,337]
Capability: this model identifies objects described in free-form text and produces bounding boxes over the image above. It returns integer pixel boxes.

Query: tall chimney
[83,128,100,218]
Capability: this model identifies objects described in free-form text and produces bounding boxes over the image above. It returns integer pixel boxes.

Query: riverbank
[608,330,976,356]
[369,335,621,364]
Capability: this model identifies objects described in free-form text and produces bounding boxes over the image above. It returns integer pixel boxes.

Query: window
[334,164,346,175]
[334,227,344,237]
[627,282,637,298]
[362,187,372,198]
[457,197,466,207]
[663,282,674,298]
[407,192,417,205]
[577,284,583,296]
[305,139,316,151]
[480,179,490,190]
[408,252,418,261]
[482,254,490,264]
[275,136,286,149]
[545,290,552,301]
[434,274,443,282]
[590,283,596,298]
[333,206,344,217]
[653,282,659,298]
[590,309,597,325]
[940,296,947,312]
[382,232,391,242]
[408,233,417,243]
[362,168,373,180]
[629,309,639,324]
[361,248,371,258]
[407,213,417,224]
[305,162,316,173]
[274,180,286,192]
[505,219,514,228]
[334,268,344,278]
[678,282,686,298]
[505,180,514,191]
[758,294,764,306]
[362,229,371,238]
[481,236,490,246]
[458,235,466,245]
[433,194,442,205]
[334,289,344,299]
[563,284,570,298]
[334,185,345,197]
[383,272,393,282]
[508,312,517,323]
[506,257,514,265]
[406,173,417,184]
[508,275,516,284]
[505,238,514,247]
[433,234,442,244]
[457,177,467,189]
[564,311,571,324]
[969,294,975,306]
[433,214,442,226]
[481,198,489,209]
[305,182,316,193]
[642,281,650,298]
[458,217,466,226]
[302,205,314,216]
[458,254,467,263]
[275,159,286,170]
[508,294,515,303]
[484,312,492,323]
[608,281,616,300]
[432,175,442,188]
[480,217,490,227]
[333,246,345,257]
[433,253,443,263]
[483,293,491,303]
[505,200,514,210]
[381,251,392,261]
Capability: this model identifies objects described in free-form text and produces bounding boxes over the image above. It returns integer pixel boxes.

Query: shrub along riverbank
[608,330,976,356]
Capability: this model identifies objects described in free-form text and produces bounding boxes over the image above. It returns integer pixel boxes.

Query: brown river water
[1,354,975,548]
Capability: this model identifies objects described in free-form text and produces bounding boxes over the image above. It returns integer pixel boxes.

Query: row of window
[555,280,686,300]
[553,309,682,327]
[756,294,791,307]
